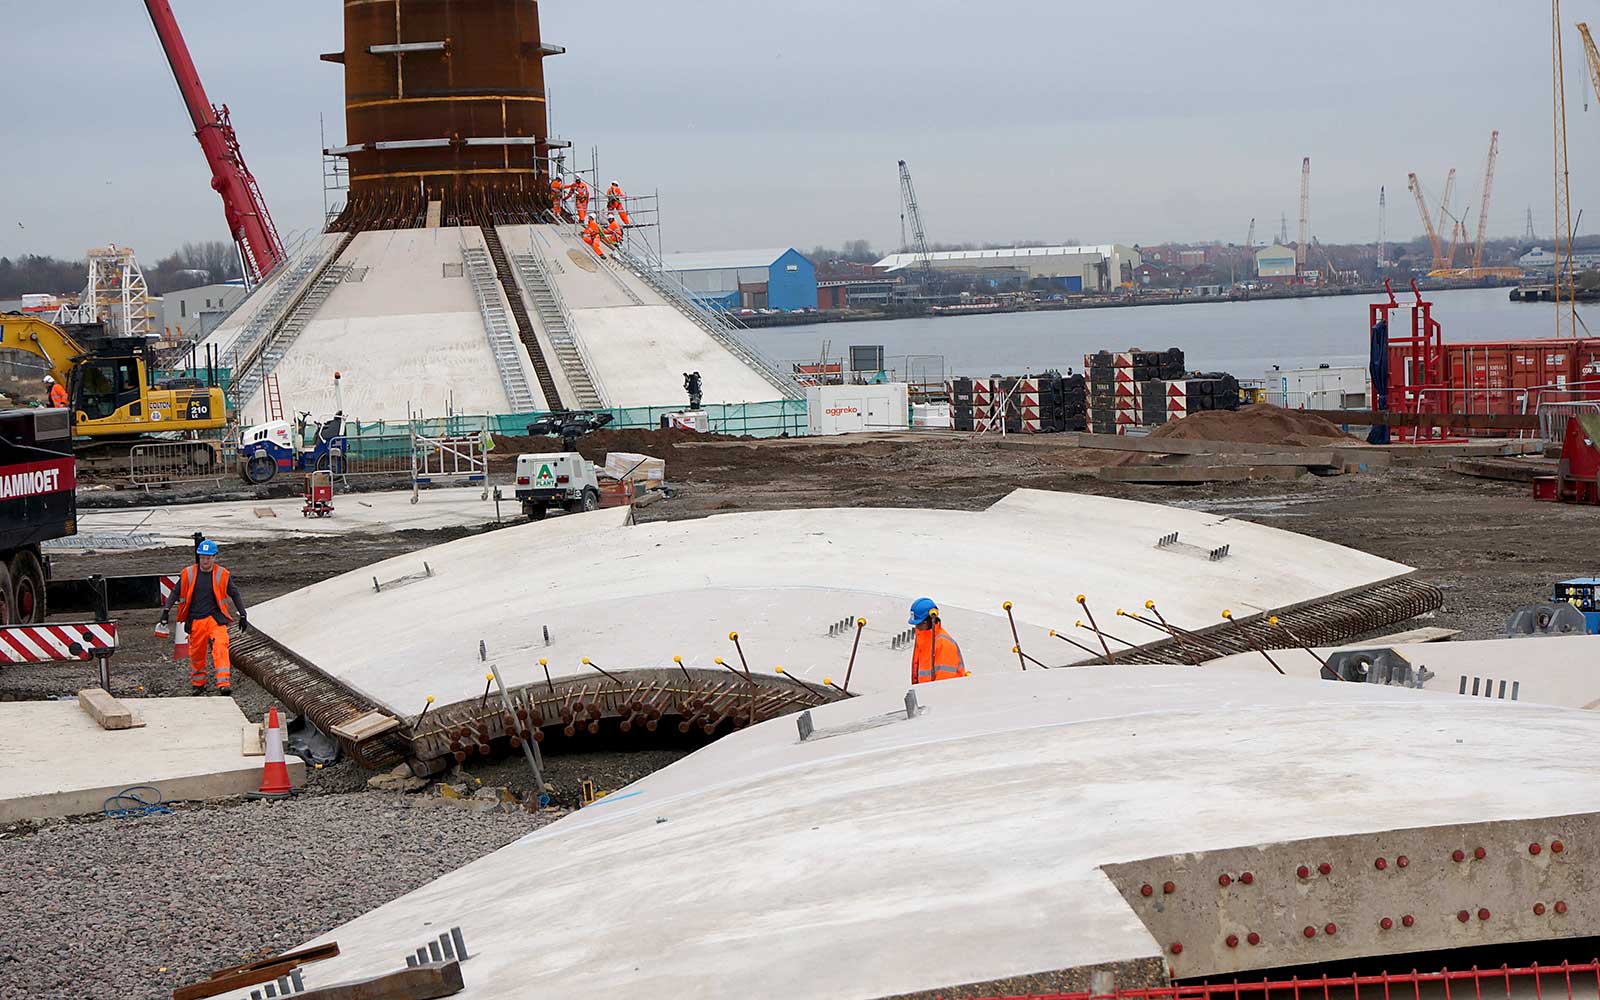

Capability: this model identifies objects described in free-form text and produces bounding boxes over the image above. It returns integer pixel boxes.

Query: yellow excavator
[0,313,227,471]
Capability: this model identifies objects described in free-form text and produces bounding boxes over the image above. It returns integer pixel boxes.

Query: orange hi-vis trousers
[188,617,232,689]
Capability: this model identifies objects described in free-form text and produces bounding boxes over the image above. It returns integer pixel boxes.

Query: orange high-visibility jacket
[606,183,624,203]
[911,623,966,684]
[550,177,565,198]
[175,564,235,624]
[48,384,68,407]
[584,218,602,238]
[572,179,590,198]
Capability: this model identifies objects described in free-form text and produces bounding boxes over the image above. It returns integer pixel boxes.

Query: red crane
[144,0,286,285]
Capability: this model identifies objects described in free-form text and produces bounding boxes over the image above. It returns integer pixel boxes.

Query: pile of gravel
[0,791,556,1000]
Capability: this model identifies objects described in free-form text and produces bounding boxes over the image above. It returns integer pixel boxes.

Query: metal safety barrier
[127,440,235,486]
[1537,401,1600,442]
[962,961,1600,1000]
[411,429,488,499]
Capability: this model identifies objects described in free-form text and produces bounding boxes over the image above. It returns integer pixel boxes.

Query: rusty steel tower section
[323,0,564,231]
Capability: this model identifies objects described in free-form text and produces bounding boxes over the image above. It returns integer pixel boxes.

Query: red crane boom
[144,0,286,285]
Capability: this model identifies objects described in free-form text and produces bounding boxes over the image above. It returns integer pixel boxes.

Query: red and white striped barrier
[0,622,119,663]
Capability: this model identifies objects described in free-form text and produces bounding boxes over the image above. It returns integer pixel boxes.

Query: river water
[743,287,1589,381]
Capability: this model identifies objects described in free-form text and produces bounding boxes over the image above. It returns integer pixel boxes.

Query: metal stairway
[461,239,541,414]
[480,226,563,411]
[226,233,356,413]
[512,249,604,409]
[610,244,802,400]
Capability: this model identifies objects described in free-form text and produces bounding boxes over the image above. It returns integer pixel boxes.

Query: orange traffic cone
[250,707,294,799]
[172,620,189,661]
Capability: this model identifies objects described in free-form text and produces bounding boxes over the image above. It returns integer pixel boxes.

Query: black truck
[0,407,76,624]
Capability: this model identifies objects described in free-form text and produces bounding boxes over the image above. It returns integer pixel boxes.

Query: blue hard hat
[908,597,938,626]
[196,540,219,556]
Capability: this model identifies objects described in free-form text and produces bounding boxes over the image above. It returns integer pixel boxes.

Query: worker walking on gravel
[908,597,966,684]
[43,374,67,408]
[160,539,249,695]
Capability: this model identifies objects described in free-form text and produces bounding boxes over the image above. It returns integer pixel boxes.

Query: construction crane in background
[1436,168,1457,255]
[1245,218,1256,250]
[144,0,286,287]
[1378,187,1387,268]
[897,160,936,292]
[1296,158,1310,268]
[1472,129,1500,271]
[1554,1,1578,337]
[1408,173,1447,270]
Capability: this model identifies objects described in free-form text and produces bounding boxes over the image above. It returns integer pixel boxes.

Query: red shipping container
[1389,338,1600,418]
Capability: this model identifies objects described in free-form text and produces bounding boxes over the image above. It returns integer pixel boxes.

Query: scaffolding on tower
[53,245,156,340]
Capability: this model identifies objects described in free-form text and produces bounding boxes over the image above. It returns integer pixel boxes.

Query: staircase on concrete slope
[462,242,541,414]
[227,232,357,414]
[610,245,802,400]
[480,226,563,411]
[512,251,603,409]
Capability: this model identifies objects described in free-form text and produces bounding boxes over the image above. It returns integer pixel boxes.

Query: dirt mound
[1149,404,1355,447]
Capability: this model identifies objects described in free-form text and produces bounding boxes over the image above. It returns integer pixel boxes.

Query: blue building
[658,248,817,312]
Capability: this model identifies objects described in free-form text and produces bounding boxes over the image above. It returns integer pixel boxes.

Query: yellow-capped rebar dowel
[1046,628,1103,658]
[583,657,624,685]
[824,676,847,694]
[1002,601,1027,672]
[1141,599,1217,663]
[539,658,555,693]
[1221,609,1284,675]
[774,665,825,698]
[417,694,437,727]
[843,616,867,694]
[1271,615,1328,670]
[672,654,693,683]
[1074,597,1122,661]
[727,633,755,682]
[480,672,495,708]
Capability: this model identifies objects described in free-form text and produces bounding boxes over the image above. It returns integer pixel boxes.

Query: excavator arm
[0,313,88,387]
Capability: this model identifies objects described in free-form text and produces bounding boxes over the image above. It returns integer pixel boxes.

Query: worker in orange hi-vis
[570,176,591,223]
[549,174,569,221]
[159,539,248,695]
[907,597,966,684]
[605,182,631,226]
[44,375,67,408]
[603,214,624,248]
[582,216,606,258]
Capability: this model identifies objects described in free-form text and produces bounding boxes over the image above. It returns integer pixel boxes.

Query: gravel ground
[0,791,558,1000]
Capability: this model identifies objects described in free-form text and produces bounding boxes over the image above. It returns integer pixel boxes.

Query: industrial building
[154,280,248,344]
[1254,242,1298,280]
[873,244,1142,292]
[659,248,817,312]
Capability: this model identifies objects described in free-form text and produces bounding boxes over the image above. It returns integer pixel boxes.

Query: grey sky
[4,1,1598,261]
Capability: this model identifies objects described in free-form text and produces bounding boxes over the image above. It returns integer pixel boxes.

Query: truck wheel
[9,552,45,625]
[580,487,599,512]
[0,563,15,627]
[526,502,548,521]
[244,455,276,484]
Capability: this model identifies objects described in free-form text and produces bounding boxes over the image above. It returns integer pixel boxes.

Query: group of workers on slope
[550,175,632,259]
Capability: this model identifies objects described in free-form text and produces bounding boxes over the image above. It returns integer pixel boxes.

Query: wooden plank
[1055,433,1309,456]
[331,710,401,742]
[297,961,464,1000]
[1357,626,1461,645]
[1301,409,1542,432]
[172,943,341,1000]
[1095,464,1308,484]
[1154,451,1337,468]
[241,723,264,756]
[1447,457,1554,482]
[77,688,138,731]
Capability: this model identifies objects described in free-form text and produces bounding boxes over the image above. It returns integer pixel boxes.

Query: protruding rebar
[581,656,625,686]
[774,666,824,699]
[539,658,555,694]
[1222,609,1285,675]
[1048,628,1102,658]
[1002,601,1027,672]
[672,655,693,683]
[843,617,866,693]
[1076,594,1114,662]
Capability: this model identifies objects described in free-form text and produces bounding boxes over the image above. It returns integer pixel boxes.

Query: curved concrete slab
[214,668,1600,999]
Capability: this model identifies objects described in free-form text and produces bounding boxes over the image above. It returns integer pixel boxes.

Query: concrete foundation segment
[207,668,1600,999]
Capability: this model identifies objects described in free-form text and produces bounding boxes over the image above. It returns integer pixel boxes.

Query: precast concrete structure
[235,489,1438,772]
[209,668,1600,999]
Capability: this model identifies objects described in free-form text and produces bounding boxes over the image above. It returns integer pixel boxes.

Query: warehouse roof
[875,243,1130,271]
[659,248,800,271]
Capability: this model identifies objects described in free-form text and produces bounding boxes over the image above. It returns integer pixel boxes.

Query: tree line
[0,241,243,299]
